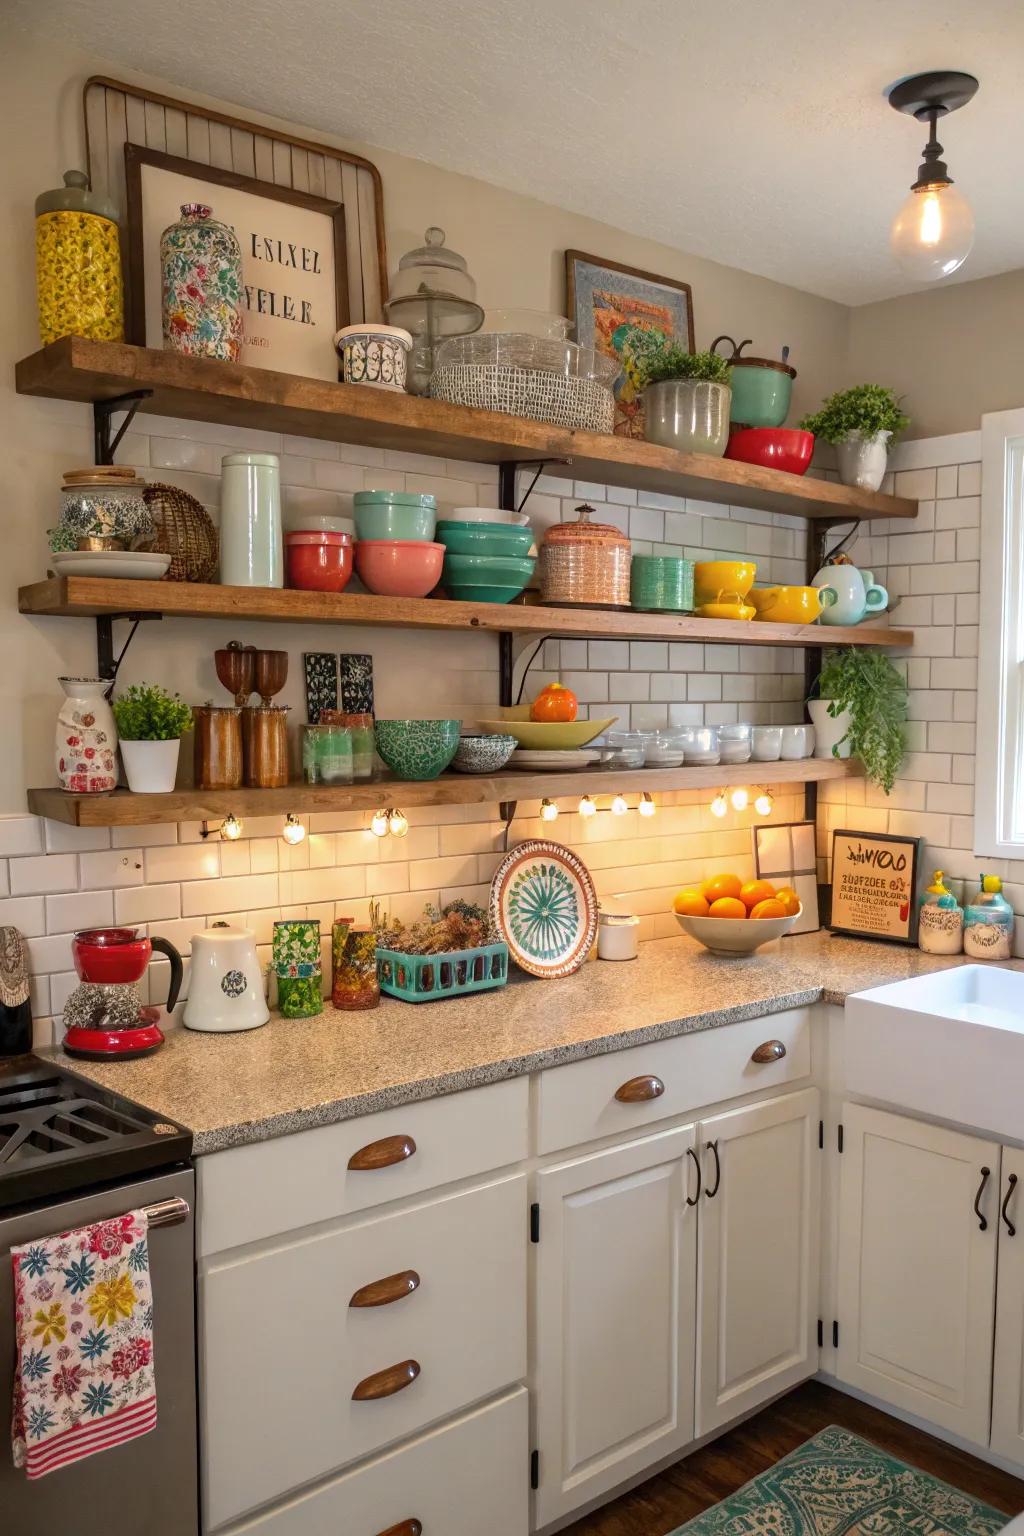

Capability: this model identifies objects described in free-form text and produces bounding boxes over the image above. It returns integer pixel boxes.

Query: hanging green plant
[813,648,907,793]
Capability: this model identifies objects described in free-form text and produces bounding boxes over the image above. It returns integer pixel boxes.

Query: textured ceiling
[12,0,1023,304]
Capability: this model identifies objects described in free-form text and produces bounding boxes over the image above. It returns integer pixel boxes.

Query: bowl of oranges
[672,874,801,956]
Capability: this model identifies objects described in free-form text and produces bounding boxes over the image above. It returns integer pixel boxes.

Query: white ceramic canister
[55,677,118,793]
[597,910,640,961]
[220,452,283,587]
[334,323,412,391]
[184,921,270,1032]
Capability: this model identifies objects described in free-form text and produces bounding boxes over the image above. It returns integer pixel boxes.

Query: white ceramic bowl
[447,506,531,527]
[674,907,800,956]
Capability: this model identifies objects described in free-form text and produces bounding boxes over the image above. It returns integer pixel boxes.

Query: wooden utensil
[215,641,256,706]
[254,649,288,705]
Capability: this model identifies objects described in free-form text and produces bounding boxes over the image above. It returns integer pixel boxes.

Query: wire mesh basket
[431,333,619,434]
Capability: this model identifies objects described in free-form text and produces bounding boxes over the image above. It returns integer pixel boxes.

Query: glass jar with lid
[538,504,632,608]
[35,170,124,345]
[385,227,484,395]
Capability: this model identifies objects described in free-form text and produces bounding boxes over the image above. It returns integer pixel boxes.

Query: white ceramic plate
[490,838,599,978]
[49,550,172,580]
[509,749,601,770]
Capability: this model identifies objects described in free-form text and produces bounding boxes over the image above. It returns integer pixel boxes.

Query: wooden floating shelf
[28,759,863,828]
[19,577,912,649]
[16,338,918,524]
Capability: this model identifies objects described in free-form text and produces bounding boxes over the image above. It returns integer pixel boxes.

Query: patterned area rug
[669,1426,1008,1536]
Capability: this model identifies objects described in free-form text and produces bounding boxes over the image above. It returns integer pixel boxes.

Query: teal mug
[710,336,796,428]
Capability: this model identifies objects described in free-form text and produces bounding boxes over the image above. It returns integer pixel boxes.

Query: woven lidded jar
[539,504,631,608]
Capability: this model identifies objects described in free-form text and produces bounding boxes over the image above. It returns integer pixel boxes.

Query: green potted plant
[809,649,907,793]
[112,684,194,793]
[624,336,733,457]
[799,384,909,491]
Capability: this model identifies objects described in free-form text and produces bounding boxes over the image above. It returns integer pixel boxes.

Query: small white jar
[751,725,783,761]
[597,910,640,961]
[220,452,283,588]
[334,323,412,391]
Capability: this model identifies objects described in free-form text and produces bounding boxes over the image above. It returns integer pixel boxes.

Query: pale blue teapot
[811,560,888,626]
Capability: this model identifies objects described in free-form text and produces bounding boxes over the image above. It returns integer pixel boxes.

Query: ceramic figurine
[161,203,243,361]
[55,677,118,793]
[812,556,888,626]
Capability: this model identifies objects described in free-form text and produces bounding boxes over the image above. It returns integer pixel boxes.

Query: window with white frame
[977,408,1024,856]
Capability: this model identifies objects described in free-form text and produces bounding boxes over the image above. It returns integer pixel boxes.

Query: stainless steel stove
[0,1056,198,1533]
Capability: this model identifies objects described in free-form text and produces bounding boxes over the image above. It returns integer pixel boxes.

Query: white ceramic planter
[120,737,181,792]
[643,379,731,456]
[809,699,852,760]
[835,430,892,492]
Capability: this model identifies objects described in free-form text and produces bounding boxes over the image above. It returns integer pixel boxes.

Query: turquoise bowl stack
[436,519,536,603]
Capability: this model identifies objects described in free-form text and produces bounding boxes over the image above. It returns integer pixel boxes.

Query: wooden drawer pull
[615,1074,665,1103]
[350,1269,421,1308]
[751,1039,786,1064]
[375,1523,423,1536]
[348,1134,417,1171]
[352,1358,421,1401]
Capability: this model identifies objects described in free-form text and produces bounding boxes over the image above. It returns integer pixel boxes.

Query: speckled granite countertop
[49,933,1015,1154]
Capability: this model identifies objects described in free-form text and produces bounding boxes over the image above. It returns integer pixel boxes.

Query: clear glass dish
[641,730,688,767]
[682,726,721,765]
[480,309,574,341]
[718,722,753,764]
[593,730,646,769]
[434,332,620,385]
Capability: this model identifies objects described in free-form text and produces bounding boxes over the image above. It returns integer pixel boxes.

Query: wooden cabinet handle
[614,1074,665,1103]
[751,1039,786,1064]
[350,1269,421,1308]
[352,1359,421,1401]
[348,1134,417,1171]
[374,1523,422,1536]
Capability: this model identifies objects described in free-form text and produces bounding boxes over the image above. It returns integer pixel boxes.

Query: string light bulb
[710,792,728,819]
[610,794,629,816]
[730,787,749,812]
[540,798,559,822]
[388,809,409,837]
[370,808,390,838]
[578,794,597,818]
[755,790,774,817]
[637,792,656,818]
[220,814,242,840]
[282,814,306,845]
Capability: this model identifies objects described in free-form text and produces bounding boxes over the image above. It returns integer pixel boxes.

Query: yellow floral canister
[35,170,124,346]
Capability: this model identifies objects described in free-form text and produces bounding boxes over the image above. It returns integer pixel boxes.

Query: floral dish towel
[11,1210,157,1478]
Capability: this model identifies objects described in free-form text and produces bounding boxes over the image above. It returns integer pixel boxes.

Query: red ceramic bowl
[725,428,814,476]
[355,539,444,598]
[285,530,354,592]
[73,927,151,984]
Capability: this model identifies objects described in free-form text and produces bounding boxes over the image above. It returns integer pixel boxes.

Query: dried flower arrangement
[370,898,499,955]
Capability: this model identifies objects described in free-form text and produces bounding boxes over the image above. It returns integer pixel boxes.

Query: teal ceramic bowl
[354,491,437,543]
[436,521,536,558]
[630,555,695,612]
[442,552,536,605]
[374,718,461,780]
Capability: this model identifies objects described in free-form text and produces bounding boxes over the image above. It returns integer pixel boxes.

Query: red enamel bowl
[725,428,814,476]
[72,927,151,985]
[285,530,354,593]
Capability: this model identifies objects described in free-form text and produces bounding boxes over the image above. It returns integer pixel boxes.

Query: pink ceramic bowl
[355,539,445,598]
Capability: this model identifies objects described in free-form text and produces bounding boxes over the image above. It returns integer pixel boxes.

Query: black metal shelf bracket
[93,391,153,465]
[95,612,162,685]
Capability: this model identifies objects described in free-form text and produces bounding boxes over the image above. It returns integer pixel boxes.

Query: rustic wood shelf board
[29,759,862,828]
[16,338,918,524]
[19,577,912,649]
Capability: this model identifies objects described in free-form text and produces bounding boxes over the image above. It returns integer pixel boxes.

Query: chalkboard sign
[829,829,922,944]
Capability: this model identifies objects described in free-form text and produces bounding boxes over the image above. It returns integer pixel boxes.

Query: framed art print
[125,145,349,380]
[753,820,819,934]
[829,829,922,944]
[566,250,694,437]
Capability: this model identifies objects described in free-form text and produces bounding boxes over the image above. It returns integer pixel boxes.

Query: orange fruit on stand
[750,897,788,920]
[708,896,748,920]
[530,682,578,723]
[775,886,801,917]
[702,873,743,904]
[739,878,777,911]
[673,889,710,917]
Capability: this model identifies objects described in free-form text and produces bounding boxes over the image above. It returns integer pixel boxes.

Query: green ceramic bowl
[436,521,536,557]
[442,552,536,605]
[353,491,437,543]
[630,555,695,612]
[374,718,461,780]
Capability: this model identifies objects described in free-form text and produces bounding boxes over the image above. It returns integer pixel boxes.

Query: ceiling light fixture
[888,70,979,282]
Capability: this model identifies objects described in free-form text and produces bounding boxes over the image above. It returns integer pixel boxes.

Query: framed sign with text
[829,829,922,944]
[125,145,348,380]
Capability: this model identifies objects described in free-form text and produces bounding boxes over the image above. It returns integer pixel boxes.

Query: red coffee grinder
[62,927,184,1060]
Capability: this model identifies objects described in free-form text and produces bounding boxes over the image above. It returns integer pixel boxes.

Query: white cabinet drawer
[201,1173,527,1530]
[536,1009,812,1154]
[198,1076,529,1254]
[226,1388,528,1536]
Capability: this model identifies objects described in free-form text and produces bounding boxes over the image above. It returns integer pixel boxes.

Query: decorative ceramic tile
[303,653,337,724]
[490,839,598,978]
[340,652,374,715]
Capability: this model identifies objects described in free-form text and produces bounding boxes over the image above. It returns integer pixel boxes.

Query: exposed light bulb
[730,787,749,812]
[578,794,597,818]
[540,798,559,822]
[891,181,974,281]
[710,793,728,819]
[220,814,242,841]
[282,814,306,846]
[755,791,774,817]
[610,794,629,816]
[637,792,656,818]
[388,809,409,837]
[370,808,390,838]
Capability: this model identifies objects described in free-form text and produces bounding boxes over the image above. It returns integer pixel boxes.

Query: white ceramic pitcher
[812,563,888,626]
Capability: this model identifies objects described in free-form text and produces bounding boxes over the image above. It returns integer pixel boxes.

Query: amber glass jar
[35,171,124,346]
[331,925,380,1010]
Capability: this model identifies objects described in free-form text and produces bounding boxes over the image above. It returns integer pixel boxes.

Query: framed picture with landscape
[565,250,695,437]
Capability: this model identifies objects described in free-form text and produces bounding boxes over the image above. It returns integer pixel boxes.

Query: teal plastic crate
[377,941,508,1002]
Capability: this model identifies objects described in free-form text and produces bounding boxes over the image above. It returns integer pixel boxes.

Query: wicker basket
[144,482,219,582]
[539,504,631,608]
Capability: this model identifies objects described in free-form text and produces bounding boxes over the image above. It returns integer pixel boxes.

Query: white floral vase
[55,678,118,793]
[835,430,892,492]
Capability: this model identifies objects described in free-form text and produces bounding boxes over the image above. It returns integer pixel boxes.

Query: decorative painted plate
[490,839,599,979]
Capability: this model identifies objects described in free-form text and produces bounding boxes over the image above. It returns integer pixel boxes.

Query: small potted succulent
[112,684,194,793]
[625,336,733,456]
[809,649,907,793]
[799,384,909,492]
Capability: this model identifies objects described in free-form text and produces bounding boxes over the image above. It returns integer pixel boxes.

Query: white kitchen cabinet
[696,1087,820,1436]
[532,1123,699,1528]
[836,1103,999,1445]
[991,1143,1024,1468]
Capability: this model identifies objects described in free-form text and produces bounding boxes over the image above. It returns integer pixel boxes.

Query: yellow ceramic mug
[694,561,757,607]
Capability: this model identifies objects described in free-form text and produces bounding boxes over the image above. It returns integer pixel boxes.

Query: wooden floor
[564,1382,1024,1535]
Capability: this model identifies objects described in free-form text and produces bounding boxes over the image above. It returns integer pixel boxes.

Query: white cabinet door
[532,1123,698,1528]
[836,1103,999,1444]
[696,1087,820,1436]
[991,1143,1024,1468]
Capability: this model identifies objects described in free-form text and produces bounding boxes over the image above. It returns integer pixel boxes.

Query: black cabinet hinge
[530,1448,539,1490]
[817,1318,824,1348]
[838,1123,844,1154]
[818,1119,824,1149]
[832,1320,840,1349]
[530,1203,540,1243]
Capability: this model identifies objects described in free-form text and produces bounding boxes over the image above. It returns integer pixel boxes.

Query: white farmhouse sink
[846,966,1024,1141]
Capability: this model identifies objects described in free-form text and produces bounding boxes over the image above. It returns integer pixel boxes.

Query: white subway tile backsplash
[630,642,668,672]
[45,890,114,933]
[43,822,111,854]
[79,849,145,889]
[0,818,43,857]
[180,873,279,918]
[10,854,78,896]
[144,843,221,883]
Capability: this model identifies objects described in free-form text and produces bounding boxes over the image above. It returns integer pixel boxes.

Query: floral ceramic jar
[161,203,243,361]
[333,324,412,391]
[35,171,124,346]
[55,678,118,794]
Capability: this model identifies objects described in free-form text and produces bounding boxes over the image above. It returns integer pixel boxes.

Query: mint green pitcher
[710,335,796,427]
